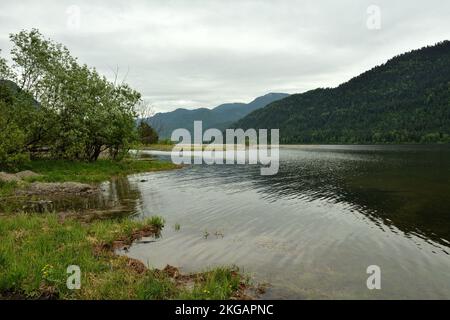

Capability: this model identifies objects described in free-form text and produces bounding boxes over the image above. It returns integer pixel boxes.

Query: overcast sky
[1,0,449,113]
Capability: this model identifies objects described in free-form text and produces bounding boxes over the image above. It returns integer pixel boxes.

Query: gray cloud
[1,0,449,112]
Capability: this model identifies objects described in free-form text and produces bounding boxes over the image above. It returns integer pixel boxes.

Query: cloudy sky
[1,0,449,113]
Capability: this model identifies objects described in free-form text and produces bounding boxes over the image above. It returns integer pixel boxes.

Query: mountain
[234,41,450,144]
[147,92,289,139]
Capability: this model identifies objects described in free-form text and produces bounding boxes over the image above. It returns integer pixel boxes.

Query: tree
[0,62,41,169]
[0,100,29,170]
[1,29,143,162]
[135,99,155,120]
[0,51,13,80]
[137,121,159,145]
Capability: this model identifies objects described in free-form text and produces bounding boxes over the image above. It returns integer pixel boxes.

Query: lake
[121,145,450,299]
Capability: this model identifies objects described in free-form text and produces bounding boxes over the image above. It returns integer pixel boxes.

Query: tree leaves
[1,29,142,166]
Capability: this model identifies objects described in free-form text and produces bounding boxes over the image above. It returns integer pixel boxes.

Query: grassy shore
[0,158,180,196]
[0,158,250,300]
[0,213,246,299]
[23,158,181,183]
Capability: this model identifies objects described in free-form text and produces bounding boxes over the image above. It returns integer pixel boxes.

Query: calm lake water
[122,145,450,299]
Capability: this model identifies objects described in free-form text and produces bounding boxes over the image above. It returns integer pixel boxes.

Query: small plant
[41,264,61,285]
[186,266,243,299]
[147,216,165,230]
[0,180,18,197]
[174,223,181,231]
[214,230,224,238]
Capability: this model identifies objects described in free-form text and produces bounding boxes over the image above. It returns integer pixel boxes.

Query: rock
[0,172,21,183]
[0,170,41,183]
[17,182,99,196]
[15,170,42,180]
[23,200,54,213]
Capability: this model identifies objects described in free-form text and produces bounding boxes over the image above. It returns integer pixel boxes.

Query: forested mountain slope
[234,41,450,144]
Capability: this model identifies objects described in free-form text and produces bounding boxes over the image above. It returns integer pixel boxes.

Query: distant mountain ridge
[234,41,450,144]
[147,92,289,138]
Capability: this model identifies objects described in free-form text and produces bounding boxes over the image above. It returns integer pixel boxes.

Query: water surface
[124,145,450,299]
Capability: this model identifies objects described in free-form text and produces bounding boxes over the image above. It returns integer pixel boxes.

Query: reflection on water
[0,177,142,219]
[122,145,450,299]
[7,146,448,299]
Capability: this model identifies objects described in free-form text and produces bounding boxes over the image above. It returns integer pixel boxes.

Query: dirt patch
[17,182,99,196]
[0,286,58,300]
[161,265,181,278]
[126,258,148,274]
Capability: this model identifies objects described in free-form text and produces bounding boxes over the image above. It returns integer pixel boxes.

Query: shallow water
[0,177,142,218]
[125,145,450,299]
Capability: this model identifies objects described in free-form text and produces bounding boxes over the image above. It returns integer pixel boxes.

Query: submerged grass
[147,216,165,230]
[0,213,247,300]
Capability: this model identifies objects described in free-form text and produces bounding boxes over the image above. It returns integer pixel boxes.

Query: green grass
[0,213,246,300]
[178,267,244,300]
[22,159,180,184]
[147,216,165,230]
[0,158,247,299]
[0,213,162,299]
[0,181,17,197]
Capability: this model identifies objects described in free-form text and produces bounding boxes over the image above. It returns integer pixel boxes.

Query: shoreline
[0,157,253,300]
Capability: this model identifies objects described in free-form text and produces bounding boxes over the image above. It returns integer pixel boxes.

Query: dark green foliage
[138,121,159,144]
[234,41,450,144]
[0,80,40,170]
